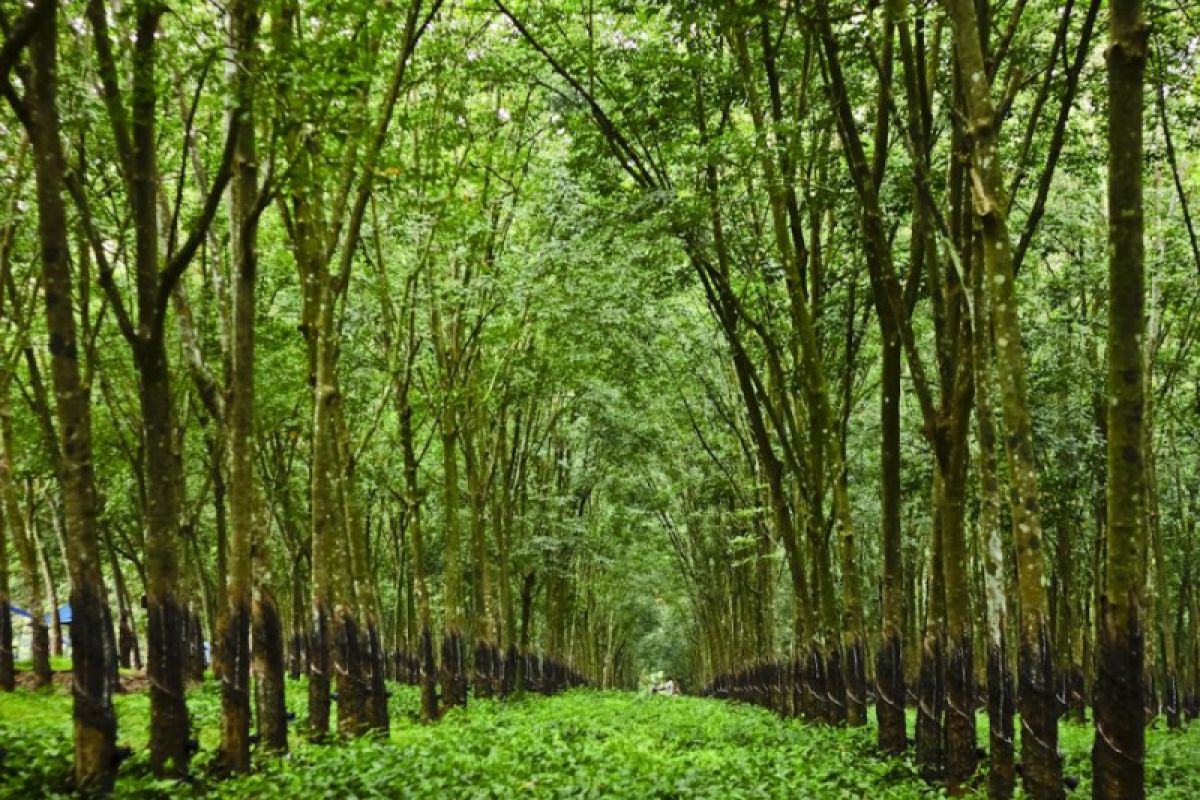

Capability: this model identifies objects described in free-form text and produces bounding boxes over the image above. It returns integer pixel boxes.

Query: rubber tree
[4,0,119,788]
[0,166,33,691]
[941,0,1063,793]
[818,6,977,786]
[974,239,1015,799]
[219,0,281,770]
[272,0,435,735]
[82,0,240,775]
[1,379,51,687]
[1092,0,1149,794]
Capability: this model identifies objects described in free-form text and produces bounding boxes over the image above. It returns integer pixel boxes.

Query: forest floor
[1,676,1197,798]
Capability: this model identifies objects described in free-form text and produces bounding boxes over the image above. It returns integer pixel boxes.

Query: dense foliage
[1,0,1199,796]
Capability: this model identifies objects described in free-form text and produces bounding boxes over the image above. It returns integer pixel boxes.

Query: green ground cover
[0,682,1196,798]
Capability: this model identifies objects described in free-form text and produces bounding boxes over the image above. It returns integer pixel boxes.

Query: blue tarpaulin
[5,603,70,624]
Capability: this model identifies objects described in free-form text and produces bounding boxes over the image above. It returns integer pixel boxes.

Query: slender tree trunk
[916,478,946,780]
[288,557,307,680]
[401,400,438,722]
[116,2,192,773]
[328,396,365,736]
[308,319,336,737]
[833,455,867,726]
[211,436,229,682]
[939,369,977,795]
[1144,290,1177,729]
[252,543,288,751]
[942,1,1064,793]
[22,5,118,788]
[495,456,516,696]
[105,526,139,670]
[464,417,495,699]
[0,397,51,686]
[877,326,906,753]
[1093,0,1148,794]
[137,339,190,776]
[724,24,847,724]
[0,480,11,691]
[219,0,259,771]
[39,498,64,657]
[335,402,386,732]
[975,262,1014,799]
[35,511,63,659]
[440,410,467,708]
[518,571,535,690]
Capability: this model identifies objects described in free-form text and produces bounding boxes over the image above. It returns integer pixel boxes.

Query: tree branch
[0,0,53,86]
[155,114,240,332]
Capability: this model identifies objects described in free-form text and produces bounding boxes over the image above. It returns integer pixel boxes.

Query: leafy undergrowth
[1,682,1197,798]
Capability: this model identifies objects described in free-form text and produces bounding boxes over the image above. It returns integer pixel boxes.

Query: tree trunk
[940,448,977,795]
[833,455,868,726]
[105,525,140,670]
[35,511,63,659]
[22,6,118,788]
[328,405,365,736]
[136,339,190,776]
[211,437,229,683]
[494,435,516,696]
[0,484,11,691]
[117,0,192,773]
[938,331,978,794]
[253,569,288,751]
[0,398,51,687]
[916,479,946,780]
[219,0,259,771]
[401,399,438,722]
[518,571,536,690]
[288,558,307,680]
[308,369,335,737]
[440,411,467,708]
[307,258,352,735]
[876,326,906,754]
[39,497,65,658]
[1093,0,1148,794]
[1144,293,1177,729]
[335,402,386,732]
[975,264,1014,799]
[463,416,495,699]
[941,0,1064,794]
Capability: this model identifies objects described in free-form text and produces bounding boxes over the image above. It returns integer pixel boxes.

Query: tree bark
[0,474,10,691]
[1093,0,1149,794]
[439,402,468,708]
[401,397,439,722]
[975,249,1015,799]
[916,478,946,780]
[20,4,118,788]
[37,497,64,658]
[0,393,51,686]
[941,0,1064,793]
[252,548,288,751]
[334,402,386,732]
[220,0,262,770]
[876,309,906,754]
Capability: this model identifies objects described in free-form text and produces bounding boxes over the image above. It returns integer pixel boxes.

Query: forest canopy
[1,0,1198,797]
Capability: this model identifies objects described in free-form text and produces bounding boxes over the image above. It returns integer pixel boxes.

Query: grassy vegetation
[0,682,1196,798]
[10,657,74,673]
